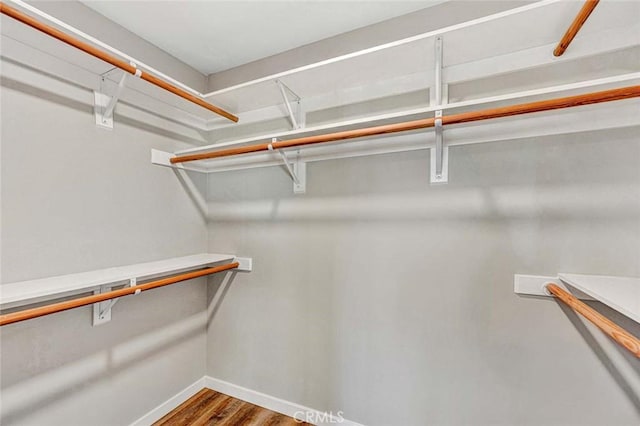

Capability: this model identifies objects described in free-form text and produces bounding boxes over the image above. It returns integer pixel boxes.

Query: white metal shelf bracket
[430,36,449,184]
[431,111,449,183]
[94,64,141,129]
[269,138,306,194]
[276,80,305,130]
[93,277,139,326]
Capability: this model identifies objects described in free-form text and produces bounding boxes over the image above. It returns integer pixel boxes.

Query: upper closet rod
[0,2,239,123]
[553,0,600,57]
[8,0,200,97]
[170,85,640,164]
[0,262,239,326]
[546,284,640,358]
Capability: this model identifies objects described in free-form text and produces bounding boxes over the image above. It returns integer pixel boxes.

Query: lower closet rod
[170,85,640,164]
[545,283,640,358]
[0,262,239,326]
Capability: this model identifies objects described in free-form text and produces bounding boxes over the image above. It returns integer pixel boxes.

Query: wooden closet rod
[0,262,239,326]
[171,85,640,164]
[553,0,600,57]
[0,2,239,123]
[546,284,640,358]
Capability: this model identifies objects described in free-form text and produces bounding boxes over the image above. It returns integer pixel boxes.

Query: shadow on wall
[174,168,209,221]
[202,126,640,223]
[206,272,237,328]
[1,60,209,146]
[556,301,640,414]
[0,310,206,425]
[203,182,640,223]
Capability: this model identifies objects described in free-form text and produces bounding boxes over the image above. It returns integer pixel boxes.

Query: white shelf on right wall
[558,274,640,324]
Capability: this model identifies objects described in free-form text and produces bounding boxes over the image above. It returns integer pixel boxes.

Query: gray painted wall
[0,52,209,426]
[205,127,640,425]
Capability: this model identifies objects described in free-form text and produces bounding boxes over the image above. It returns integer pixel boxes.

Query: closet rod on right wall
[553,0,600,57]
[546,283,640,358]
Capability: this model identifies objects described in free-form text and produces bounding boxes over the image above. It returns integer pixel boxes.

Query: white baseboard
[130,377,206,426]
[130,375,365,426]
[204,376,365,426]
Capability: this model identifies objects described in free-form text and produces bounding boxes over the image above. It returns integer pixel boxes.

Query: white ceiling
[81,1,444,75]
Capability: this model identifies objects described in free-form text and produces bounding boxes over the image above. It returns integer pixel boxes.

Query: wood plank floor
[153,388,312,426]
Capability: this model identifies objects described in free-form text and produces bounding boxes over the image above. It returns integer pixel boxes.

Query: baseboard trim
[130,377,206,426]
[129,375,364,426]
[204,376,364,426]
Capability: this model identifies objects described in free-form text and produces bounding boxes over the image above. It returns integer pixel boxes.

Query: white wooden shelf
[204,0,639,115]
[0,254,238,309]
[559,273,640,324]
[514,273,640,324]
[200,0,638,129]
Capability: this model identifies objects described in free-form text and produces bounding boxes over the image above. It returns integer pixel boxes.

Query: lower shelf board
[153,388,312,426]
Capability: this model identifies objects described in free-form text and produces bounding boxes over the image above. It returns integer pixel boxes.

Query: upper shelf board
[204,0,640,114]
[558,273,640,323]
[0,253,236,309]
[514,273,640,325]
[559,273,640,324]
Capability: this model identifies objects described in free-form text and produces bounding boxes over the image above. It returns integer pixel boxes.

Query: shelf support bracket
[102,72,127,120]
[268,138,306,194]
[431,111,448,183]
[95,64,140,129]
[93,277,139,326]
[430,36,448,184]
[276,80,305,130]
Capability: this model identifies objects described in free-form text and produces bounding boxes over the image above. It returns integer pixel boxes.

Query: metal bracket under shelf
[94,65,141,129]
[269,139,307,194]
[276,79,305,130]
[93,277,139,326]
[430,36,449,184]
[430,110,448,184]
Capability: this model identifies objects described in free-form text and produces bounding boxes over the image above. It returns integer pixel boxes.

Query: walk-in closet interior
[1,0,639,425]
